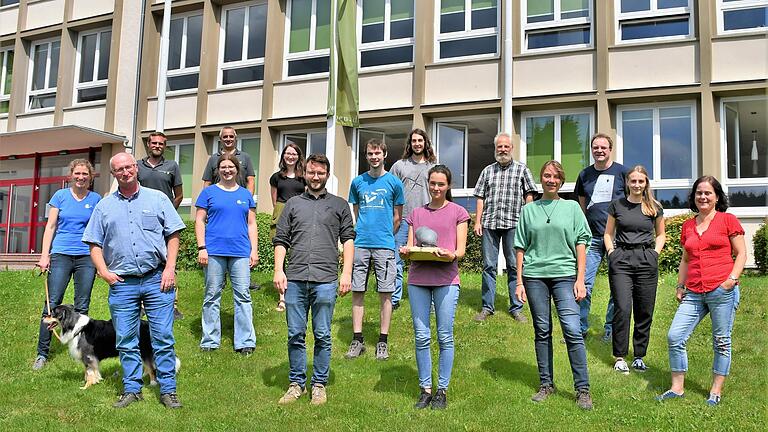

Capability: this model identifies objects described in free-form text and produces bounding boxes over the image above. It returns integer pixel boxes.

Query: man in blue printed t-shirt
[83,152,186,410]
[345,139,404,361]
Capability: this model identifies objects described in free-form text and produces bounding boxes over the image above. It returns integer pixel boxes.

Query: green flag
[328,0,359,127]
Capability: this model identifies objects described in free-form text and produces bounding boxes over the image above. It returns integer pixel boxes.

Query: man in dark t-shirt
[574,132,629,341]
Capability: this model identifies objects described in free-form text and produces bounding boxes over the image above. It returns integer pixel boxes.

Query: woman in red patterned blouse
[656,176,747,406]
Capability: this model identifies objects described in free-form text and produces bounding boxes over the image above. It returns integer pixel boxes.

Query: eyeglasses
[111,164,137,174]
[222,135,236,139]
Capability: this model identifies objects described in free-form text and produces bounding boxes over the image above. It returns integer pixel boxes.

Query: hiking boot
[278,382,306,405]
[310,384,327,406]
[113,392,143,408]
[160,392,182,409]
[531,384,556,402]
[32,355,47,371]
[614,358,630,375]
[631,357,648,372]
[510,310,528,323]
[345,340,365,359]
[173,307,184,320]
[375,342,389,360]
[414,389,432,409]
[431,388,447,410]
[576,389,593,410]
[473,309,492,322]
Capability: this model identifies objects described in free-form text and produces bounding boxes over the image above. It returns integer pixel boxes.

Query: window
[28,39,60,110]
[718,0,768,34]
[522,0,591,51]
[721,97,767,209]
[165,13,202,91]
[434,116,497,189]
[359,0,414,68]
[521,110,593,187]
[436,0,498,60]
[282,131,327,156]
[356,123,410,174]
[220,2,268,86]
[615,0,692,42]
[75,29,111,103]
[163,142,194,203]
[213,134,261,196]
[1,0,20,6]
[0,48,12,114]
[286,0,331,77]
[618,103,696,209]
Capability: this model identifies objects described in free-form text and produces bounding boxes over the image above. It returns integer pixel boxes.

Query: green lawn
[0,270,766,431]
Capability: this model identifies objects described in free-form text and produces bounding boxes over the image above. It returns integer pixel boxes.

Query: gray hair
[494,132,512,146]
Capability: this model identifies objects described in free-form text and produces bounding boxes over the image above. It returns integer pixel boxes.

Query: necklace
[541,199,560,224]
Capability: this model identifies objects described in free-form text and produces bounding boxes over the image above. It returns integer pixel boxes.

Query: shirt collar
[303,189,328,200]
[116,185,141,201]
[141,157,166,168]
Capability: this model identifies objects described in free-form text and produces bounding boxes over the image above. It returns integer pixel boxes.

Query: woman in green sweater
[514,160,593,410]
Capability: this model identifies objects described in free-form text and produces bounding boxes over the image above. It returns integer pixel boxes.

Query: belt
[117,266,161,279]
[615,242,654,250]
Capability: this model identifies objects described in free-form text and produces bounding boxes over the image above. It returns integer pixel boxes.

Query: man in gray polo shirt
[137,131,184,319]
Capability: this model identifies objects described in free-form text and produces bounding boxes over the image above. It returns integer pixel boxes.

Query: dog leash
[38,269,62,343]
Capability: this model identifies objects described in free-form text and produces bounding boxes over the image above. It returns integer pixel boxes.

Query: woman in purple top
[399,165,469,410]
[33,159,101,370]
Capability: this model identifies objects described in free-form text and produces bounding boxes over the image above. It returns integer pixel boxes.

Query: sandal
[275,300,286,312]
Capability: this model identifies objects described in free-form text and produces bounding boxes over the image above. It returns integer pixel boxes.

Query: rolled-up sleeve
[338,203,356,244]
[513,206,529,250]
[573,205,592,245]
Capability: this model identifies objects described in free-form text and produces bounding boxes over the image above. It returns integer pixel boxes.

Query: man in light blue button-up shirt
[83,152,185,409]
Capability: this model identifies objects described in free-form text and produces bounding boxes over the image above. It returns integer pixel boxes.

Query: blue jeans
[481,227,523,314]
[580,237,615,334]
[286,281,337,388]
[409,284,460,390]
[201,256,256,350]
[37,254,96,358]
[393,221,410,306]
[525,276,590,391]
[108,269,176,394]
[667,286,740,376]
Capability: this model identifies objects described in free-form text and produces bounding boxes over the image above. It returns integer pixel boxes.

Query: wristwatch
[676,283,685,290]
[729,275,739,284]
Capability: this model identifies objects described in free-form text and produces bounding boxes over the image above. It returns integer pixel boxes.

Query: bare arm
[723,234,747,290]
[574,243,587,301]
[271,186,278,207]
[172,185,183,209]
[36,207,59,271]
[195,208,208,266]
[339,239,354,296]
[247,209,259,268]
[246,176,256,196]
[578,195,587,214]
[676,249,689,302]
[353,204,359,222]
[474,198,484,236]
[161,232,180,292]
[524,193,534,204]
[515,249,526,303]
[273,245,288,294]
[654,216,666,254]
[603,215,617,255]
[203,180,212,188]
[398,225,414,257]
[393,205,402,235]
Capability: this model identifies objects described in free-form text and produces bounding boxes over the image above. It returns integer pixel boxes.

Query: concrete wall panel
[71,0,115,21]
[145,94,198,131]
[513,52,595,97]
[609,43,698,90]
[0,6,18,36]
[712,37,768,83]
[0,117,6,133]
[15,111,55,130]
[272,79,327,119]
[359,70,413,111]
[62,105,106,130]
[424,61,499,105]
[206,87,263,125]
[24,0,65,31]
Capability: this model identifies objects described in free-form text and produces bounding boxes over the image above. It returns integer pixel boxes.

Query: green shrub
[460,216,484,273]
[658,212,694,274]
[176,213,275,272]
[753,220,768,274]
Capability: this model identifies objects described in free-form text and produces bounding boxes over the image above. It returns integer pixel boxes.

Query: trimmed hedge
[753,220,768,274]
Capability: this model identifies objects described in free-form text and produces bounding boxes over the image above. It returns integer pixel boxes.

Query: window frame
[520,108,595,193]
[356,0,415,71]
[164,10,203,94]
[352,121,413,179]
[719,95,767,216]
[26,37,61,112]
[616,101,698,214]
[614,0,694,45]
[434,0,500,62]
[284,0,332,79]
[213,133,262,199]
[74,27,111,105]
[433,113,500,195]
[521,0,593,53]
[716,0,768,35]
[0,47,12,115]
[218,1,268,88]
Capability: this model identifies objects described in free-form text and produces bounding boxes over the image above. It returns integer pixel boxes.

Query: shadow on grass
[373,365,418,396]
[261,361,337,390]
[481,357,540,391]
[333,314,393,347]
[184,309,237,349]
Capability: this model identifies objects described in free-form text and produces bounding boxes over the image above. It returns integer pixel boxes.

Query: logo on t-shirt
[362,188,389,208]
[84,204,92,209]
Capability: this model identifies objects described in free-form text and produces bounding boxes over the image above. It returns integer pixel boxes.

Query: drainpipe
[156,0,172,132]
[502,0,513,133]
[129,0,148,152]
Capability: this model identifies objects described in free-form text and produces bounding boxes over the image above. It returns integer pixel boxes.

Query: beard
[495,153,512,165]
[308,179,328,192]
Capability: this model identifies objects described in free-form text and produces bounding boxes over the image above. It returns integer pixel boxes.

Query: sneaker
[32,355,47,371]
[113,392,143,408]
[601,329,612,344]
[392,302,400,311]
[431,388,447,410]
[655,389,685,402]
[173,307,184,320]
[310,384,327,406]
[510,310,528,323]
[531,384,556,402]
[200,346,218,352]
[473,309,492,322]
[414,389,432,409]
[249,282,261,291]
[278,382,306,405]
[160,392,182,409]
[631,357,648,372]
[575,389,593,410]
[236,347,254,356]
[375,342,389,360]
[706,393,721,406]
[614,358,630,375]
[345,340,366,359]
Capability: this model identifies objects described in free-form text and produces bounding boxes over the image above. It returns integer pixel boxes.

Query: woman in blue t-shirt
[33,159,101,370]
[195,153,259,355]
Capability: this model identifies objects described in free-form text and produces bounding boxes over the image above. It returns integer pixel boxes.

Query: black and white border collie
[44,304,180,389]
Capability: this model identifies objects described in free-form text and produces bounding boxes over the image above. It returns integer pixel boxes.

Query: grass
[0,270,766,431]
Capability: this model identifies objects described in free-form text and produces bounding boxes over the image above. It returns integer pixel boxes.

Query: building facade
[1,0,766,265]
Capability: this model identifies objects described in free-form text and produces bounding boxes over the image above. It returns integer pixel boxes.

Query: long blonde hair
[626,165,661,217]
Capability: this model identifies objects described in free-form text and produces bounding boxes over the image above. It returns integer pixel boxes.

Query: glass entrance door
[0,182,34,253]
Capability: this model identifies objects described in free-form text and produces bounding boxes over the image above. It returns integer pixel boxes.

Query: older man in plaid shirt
[472,133,537,322]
